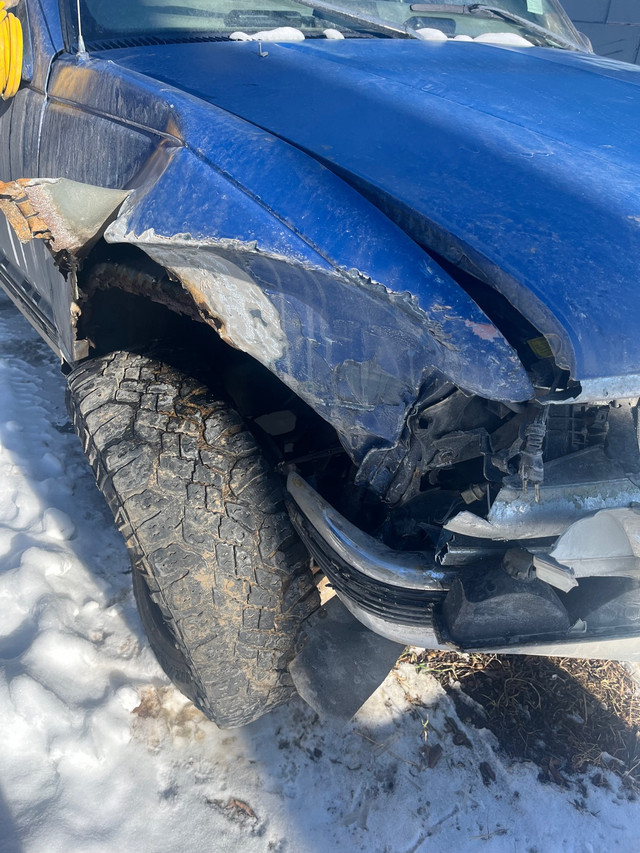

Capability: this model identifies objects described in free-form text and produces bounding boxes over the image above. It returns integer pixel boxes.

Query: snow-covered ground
[0,289,638,853]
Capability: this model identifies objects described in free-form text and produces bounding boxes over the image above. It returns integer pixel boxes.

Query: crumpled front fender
[101,136,533,462]
[3,61,533,464]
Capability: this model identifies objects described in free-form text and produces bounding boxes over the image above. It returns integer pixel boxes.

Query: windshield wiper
[409,3,581,50]
[291,0,419,39]
[468,4,581,50]
[131,1,417,40]
[410,4,476,11]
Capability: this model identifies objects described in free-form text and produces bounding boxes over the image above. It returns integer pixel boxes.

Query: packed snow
[415,29,533,46]
[228,26,533,46]
[0,289,639,853]
[229,26,343,41]
[229,27,306,42]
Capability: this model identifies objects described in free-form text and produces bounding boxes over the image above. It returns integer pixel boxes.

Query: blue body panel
[8,13,640,465]
[39,51,537,464]
[99,39,640,384]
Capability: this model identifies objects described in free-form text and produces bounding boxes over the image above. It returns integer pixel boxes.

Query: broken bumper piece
[286,473,453,649]
[286,474,640,660]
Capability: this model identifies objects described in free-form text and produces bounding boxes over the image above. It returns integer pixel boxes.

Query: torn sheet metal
[445,448,640,540]
[0,178,128,254]
[0,180,53,243]
[101,139,533,473]
[0,177,127,365]
[103,131,533,396]
[535,508,640,582]
[120,234,436,459]
[139,248,287,365]
[112,226,527,468]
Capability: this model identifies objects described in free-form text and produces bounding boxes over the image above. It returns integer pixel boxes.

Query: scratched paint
[464,320,503,342]
[142,246,287,366]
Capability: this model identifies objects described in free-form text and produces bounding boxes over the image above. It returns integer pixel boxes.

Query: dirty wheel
[66,350,319,727]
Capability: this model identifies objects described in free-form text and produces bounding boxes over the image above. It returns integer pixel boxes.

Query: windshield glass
[71,0,581,49]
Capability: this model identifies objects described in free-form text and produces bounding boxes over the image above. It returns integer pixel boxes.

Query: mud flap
[289,596,405,725]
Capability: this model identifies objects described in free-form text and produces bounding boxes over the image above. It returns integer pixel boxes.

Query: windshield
[70,0,583,49]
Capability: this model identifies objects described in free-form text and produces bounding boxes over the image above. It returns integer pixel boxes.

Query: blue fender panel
[106,143,532,460]
[46,55,532,409]
[101,40,640,385]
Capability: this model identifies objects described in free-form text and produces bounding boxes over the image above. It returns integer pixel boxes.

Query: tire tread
[67,350,318,727]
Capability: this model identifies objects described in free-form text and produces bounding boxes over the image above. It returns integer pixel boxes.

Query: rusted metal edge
[0,179,53,243]
[0,178,129,254]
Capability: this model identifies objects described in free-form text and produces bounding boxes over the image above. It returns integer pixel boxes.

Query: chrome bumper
[286,473,640,660]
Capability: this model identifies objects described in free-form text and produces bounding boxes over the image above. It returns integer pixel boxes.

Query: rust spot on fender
[123,241,287,366]
[0,178,128,254]
[0,179,53,242]
[180,277,237,348]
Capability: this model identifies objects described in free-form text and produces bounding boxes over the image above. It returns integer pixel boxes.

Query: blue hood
[104,39,640,386]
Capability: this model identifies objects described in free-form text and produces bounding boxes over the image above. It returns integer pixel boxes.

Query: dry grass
[401,650,640,790]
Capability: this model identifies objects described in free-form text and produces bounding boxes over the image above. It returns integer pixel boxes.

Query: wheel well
[75,240,346,475]
[76,241,202,356]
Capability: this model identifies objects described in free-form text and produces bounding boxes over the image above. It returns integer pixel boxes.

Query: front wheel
[67,350,319,727]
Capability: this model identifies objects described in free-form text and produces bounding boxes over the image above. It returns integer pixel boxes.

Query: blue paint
[98,39,640,383]
[7,2,640,467]
[43,52,534,411]
[104,129,532,458]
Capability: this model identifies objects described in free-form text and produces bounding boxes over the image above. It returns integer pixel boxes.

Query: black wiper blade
[467,4,582,50]
[410,4,474,11]
[291,0,419,39]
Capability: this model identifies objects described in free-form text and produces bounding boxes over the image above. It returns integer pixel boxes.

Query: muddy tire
[66,350,319,727]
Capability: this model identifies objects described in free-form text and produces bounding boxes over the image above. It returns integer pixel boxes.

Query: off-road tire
[66,350,319,727]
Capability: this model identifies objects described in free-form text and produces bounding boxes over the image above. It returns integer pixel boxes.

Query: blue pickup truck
[1,0,639,727]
